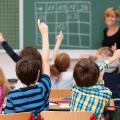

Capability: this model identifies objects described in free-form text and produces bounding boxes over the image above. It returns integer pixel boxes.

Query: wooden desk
[49,98,71,111]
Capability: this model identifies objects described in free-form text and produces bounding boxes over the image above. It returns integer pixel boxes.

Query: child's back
[51,53,74,89]
[5,73,50,115]
[51,71,74,89]
[71,82,111,119]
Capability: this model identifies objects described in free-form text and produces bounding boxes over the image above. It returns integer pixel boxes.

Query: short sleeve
[39,74,51,110]
[97,60,109,71]
[39,74,51,93]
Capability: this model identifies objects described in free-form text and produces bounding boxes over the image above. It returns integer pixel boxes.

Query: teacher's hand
[111,43,117,52]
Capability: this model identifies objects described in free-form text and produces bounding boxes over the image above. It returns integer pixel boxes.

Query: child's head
[16,57,41,86]
[96,47,113,61]
[0,68,5,86]
[104,7,120,27]
[55,53,70,72]
[19,47,42,74]
[73,58,100,87]
[50,53,70,81]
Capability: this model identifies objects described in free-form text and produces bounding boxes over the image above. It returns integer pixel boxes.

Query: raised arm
[37,19,50,76]
[53,31,64,61]
[97,49,120,71]
[107,49,120,64]
[0,32,21,62]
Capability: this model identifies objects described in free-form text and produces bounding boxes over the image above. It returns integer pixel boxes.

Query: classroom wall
[0,53,16,79]
[0,50,96,79]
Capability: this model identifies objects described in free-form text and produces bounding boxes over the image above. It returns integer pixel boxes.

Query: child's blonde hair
[0,68,5,86]
[97,47,113,57]
[104,7,120,20]
[0,68,10,97]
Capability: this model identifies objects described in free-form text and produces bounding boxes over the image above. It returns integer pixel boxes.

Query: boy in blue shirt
[5,19,51,116]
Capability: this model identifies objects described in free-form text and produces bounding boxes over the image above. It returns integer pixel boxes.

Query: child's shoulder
[8,88,21,95]
[38,74,51,89]
[39,74,50,83]
[61,71,73,76]
[97,84,112,97]
[6,88,22,99]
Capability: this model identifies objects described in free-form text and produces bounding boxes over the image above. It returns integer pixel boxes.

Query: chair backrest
[41,111,93,120]
[0,112,32,120]
[50,89,72,98]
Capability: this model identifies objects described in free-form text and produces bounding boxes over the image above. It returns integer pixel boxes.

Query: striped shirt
[5,74,51,115]
[71,81,112,120]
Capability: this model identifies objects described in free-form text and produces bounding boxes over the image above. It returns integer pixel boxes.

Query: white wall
[0,53,16,79]
[0,50,96,79]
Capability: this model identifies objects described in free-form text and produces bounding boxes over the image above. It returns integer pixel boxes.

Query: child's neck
[23,83,36,87]
[29,83,36,87]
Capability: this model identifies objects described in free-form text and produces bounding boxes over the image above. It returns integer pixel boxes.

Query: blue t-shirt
[5,74,51,115]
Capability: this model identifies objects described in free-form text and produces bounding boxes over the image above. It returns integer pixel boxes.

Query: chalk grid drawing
[35,1,92,48]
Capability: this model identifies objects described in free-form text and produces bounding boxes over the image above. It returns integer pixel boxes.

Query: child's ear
[36,69,40,81]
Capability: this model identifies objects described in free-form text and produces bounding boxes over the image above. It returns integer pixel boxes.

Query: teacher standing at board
[102,7,120,52]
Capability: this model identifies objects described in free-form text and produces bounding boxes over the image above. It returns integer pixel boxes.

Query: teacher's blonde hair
[104,7,120,20]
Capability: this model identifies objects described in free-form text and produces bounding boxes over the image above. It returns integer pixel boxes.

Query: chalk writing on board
[35,1,92,48]
[47,4,56,11]
[57,4,66,11]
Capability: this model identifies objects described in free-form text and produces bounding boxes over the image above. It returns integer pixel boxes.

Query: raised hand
[107,49,120,64]
[37,19,50,76]
[53,31,64,60]
[111,43,117,52]
[112,49,120,60]
[0,32,5,43]
[37,19,48,40]
[56,31,64,43]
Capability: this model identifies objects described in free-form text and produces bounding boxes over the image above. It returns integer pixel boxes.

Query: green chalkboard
[23,0,120,49]
[0,0,19,49]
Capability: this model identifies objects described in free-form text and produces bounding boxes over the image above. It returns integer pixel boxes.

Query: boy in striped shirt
[5,19,51,116]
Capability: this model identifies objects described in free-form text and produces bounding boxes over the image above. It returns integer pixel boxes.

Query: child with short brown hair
[71,50,120,119]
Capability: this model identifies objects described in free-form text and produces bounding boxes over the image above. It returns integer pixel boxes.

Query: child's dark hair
[16,57,41,86]
[73,58,100,87]
[20,46,42,74]
[50,53,70,81]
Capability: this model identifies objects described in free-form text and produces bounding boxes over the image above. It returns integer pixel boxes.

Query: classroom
[0,0,120,120]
